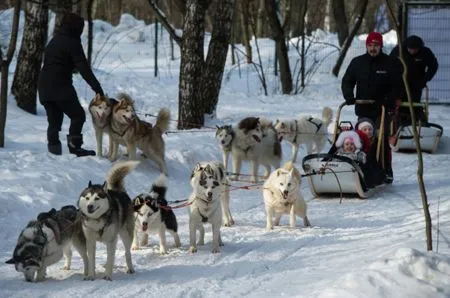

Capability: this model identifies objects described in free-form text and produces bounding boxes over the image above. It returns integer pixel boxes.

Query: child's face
[343,140,356,153]
[361,126,373,138]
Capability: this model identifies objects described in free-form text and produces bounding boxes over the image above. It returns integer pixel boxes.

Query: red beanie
[366,32,383,47]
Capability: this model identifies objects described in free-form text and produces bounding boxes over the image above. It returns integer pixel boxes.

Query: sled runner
[390,89,443,153]
[302,100,386,199]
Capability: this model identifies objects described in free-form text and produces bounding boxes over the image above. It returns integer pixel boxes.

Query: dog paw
[189,246,197,253]
[211,247,220,253]
[131,245,140,251]
[266,225,273,230]
[230,175,239,181]
[84,276,95,281]
[61,265,71,270]
[159,250,167,255]
[126,268,135,274]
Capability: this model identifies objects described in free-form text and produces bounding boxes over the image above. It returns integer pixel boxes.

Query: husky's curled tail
[322,107,334,127]
[106,160,140,192]
[154,108,171,134]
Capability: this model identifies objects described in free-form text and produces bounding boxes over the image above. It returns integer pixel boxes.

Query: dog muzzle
[142,222,148,232]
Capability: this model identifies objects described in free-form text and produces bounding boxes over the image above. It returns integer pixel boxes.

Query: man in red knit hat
[341,32,402,184]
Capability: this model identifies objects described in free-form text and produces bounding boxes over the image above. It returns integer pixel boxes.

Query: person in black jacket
[341,32,402,184]
[389,35,439,124]
[38,13,104,156]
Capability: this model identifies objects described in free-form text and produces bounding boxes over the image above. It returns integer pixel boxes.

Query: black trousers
[41,100,86,144]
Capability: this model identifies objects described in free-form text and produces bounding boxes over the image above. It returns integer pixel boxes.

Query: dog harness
[308,117,323,133]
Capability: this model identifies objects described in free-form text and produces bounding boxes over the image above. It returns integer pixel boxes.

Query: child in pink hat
[335,130,366,164]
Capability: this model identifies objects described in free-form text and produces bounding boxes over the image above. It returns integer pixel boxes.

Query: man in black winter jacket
[389,35,439,124]
[341,32,402,184]
[38,12,104,156]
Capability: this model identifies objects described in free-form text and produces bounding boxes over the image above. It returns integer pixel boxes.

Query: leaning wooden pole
[385,0,432,251]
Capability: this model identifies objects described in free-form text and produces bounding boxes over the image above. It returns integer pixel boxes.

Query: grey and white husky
[188,163,226,253]
[77,160,138,280]
[6,206,88,282]
[132,174,181,254]
[216,117,282,182]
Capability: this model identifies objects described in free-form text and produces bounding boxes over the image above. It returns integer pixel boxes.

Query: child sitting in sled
[335,130,366,164]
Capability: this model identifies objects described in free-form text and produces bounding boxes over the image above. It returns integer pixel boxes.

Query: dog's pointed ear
[277,169,281,176]
[88,181,92,187]
[216,125,220,129]
[102,181,107,191]
[5,258,16,264]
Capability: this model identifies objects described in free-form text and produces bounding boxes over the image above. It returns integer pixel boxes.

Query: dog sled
[390,88,443,153]
[302,100,387,199]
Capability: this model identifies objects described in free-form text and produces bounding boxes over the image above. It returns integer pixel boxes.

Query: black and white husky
[188,162,226,253]
[132,174,181,254]
[6,206,88,282]
[216,117,281,182]
[77,160,138,281]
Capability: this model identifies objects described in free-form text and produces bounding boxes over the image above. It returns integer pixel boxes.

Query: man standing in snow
[341,32,402,184]
[38,13,104,157]
[389,35,438,124]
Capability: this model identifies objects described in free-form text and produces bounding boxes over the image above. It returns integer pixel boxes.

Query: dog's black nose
[221,140,225,144]
[87,205,96,213]
[207,192,213,199]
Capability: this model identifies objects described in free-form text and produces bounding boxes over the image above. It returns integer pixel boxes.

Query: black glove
[345,98,356,105]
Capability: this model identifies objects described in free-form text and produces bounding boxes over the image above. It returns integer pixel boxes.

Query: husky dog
[274,107,333,163]
[191,161,234,227]
[78,161,138,280]
[188,163,225,253]
[109,93,170,175]
[6,206,88,282]
[262,162,311,230]
[88,94,117,158]
[132,174,181,254]
[216,117,281,182]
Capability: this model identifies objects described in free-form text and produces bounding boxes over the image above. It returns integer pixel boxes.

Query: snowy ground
[0,11,449,298]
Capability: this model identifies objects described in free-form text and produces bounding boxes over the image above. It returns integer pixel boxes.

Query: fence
[403,1,450,104]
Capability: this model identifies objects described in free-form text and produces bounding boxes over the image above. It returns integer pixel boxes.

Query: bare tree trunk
[200,0,235,116]
[331,0,367,77]
[290,0,307,37]
[0,0,21,147]
[107,0,122,25]
[256,0,266,37]
[11,0,49,115]
[87,0,94,66]
[385,0,432,252]
[332,0,349,47]
[240,0,252,63]
[178,0,207,129]
[265,0,292,94]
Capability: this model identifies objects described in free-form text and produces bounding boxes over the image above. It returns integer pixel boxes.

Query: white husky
[274,107,333,163]
[216,117,282,182]
[188,163,225,253]
[262,162,311,230]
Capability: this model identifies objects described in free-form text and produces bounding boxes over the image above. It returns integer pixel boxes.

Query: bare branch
[146,0,182,47]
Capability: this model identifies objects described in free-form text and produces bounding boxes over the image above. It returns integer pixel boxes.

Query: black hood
[405,35,424,50]
[58,13,84,38]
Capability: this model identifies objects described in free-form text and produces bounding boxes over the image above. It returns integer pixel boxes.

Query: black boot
[67,134,95,157]
[48,141,62,155]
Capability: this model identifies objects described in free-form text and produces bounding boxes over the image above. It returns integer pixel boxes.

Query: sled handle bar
[332,100,385,166]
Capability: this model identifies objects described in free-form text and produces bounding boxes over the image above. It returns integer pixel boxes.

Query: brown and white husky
[109,93,170,175]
